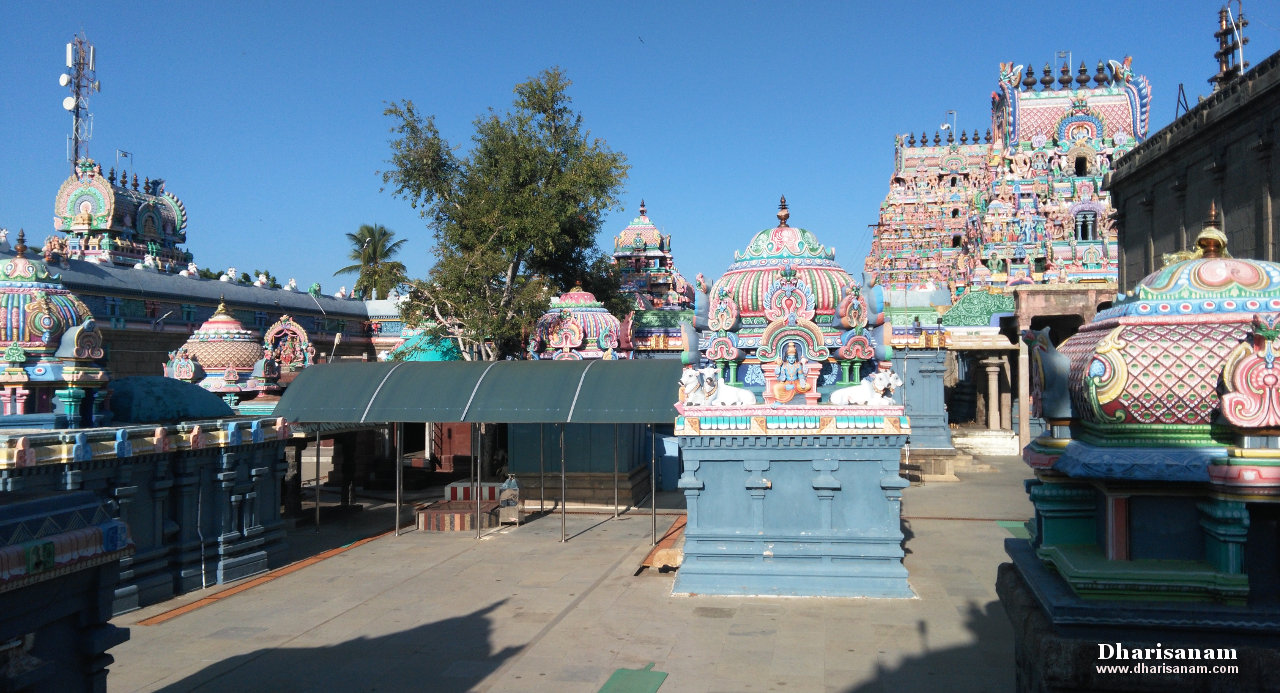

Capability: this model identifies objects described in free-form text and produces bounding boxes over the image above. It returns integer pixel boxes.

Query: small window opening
[1075,211,1098,241]
[1074,156,1088,177]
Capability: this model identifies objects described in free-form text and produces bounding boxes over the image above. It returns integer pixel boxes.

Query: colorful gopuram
[612,202,694,358]
[674,198,910,597]
[612,201,694,311]
[53,158,191,269]
[1004,221,1280,689]
[866,57,1150,334]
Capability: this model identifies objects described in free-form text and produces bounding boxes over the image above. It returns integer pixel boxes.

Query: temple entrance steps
[952,426,1020,458]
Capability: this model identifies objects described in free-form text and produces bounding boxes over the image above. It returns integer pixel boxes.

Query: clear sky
[3,2,1279,294]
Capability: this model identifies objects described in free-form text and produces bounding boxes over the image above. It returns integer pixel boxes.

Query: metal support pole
[394,422,403,537]
[475,423,482,540]
[560,423,566,543]
[613,423,619,519]
[651,424,657,546]
[314,430,321,532]
[539,425,545,512]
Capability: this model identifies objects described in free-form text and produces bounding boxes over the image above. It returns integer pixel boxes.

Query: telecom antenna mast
[61,33,101,174]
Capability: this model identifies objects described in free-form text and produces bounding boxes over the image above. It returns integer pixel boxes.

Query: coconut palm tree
[334,224,408,300]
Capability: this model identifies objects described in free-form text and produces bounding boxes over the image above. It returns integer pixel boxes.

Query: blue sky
[3,2,1279,294]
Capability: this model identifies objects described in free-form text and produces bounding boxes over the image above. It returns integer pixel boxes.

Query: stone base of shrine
[901,446,966,482]
[673,433,912,598]
[998,539,1280,692]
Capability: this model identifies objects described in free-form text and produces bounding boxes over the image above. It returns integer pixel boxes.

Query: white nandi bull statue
[698,366,756,406]
[829,368,902,406]
[680,368,709,405]
[679,367,757,406]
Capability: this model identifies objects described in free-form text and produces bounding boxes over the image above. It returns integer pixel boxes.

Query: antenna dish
[59,73,70,87]
[62,96,76,111]
[93,81,101,92]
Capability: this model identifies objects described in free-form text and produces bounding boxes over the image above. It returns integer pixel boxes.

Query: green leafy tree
[248,269,283,289]
[333,224,408,300]
[196,267,220,280]
[381,67,628,360]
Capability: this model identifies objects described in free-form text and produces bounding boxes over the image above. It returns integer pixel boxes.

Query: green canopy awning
[273,359,683,425]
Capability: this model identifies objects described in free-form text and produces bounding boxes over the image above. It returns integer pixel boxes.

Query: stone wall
[0,418,290,614]
[0,492,130,692]
[1110,51,1280,290]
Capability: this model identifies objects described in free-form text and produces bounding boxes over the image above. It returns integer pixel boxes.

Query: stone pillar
[1017,331,1031,449]
[1198,498,1249,574]
[983,357,1001,430]
[283,442,303,517]
[1000,356,1012,431]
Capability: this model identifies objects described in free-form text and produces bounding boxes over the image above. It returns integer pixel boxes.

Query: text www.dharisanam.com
[1096,663,1239,675]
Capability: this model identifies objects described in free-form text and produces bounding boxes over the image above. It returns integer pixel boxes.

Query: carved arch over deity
[263,315,313,371]
[54,165,114,232]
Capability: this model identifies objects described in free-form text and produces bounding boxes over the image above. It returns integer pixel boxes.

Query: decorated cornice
[0,417,291,469]
[939,289,1014,326]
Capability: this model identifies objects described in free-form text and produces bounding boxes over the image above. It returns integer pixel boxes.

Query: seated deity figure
[772,342,811,404]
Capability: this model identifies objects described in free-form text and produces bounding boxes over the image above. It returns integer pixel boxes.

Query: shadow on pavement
[155,600,520,693]
[842,600,1013,692]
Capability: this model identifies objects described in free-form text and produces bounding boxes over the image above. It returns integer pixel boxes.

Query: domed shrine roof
[1055,218,1280,442]
[1100,255,1280,320]
[165,300,268,401]
[708,197,863,353]
[613,201,666,253]
[179,301,264,371]
[531,286,624,360]
[0,231,94,358]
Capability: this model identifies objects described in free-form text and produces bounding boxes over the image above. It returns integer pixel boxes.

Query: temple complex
[612,201,694,311]
[0,231,109,427]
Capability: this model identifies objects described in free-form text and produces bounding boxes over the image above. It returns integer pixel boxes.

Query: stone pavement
[109,455,1033,692]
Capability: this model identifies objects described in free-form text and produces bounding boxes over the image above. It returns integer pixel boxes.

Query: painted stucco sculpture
[865,57,1147,320]
[53,158,191,270]
[673,199,911,598]
[529,286,627,360]
[0,230,109,427]
[164,299,274,406]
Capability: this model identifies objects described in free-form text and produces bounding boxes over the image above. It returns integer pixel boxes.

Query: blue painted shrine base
[674,434,912,598]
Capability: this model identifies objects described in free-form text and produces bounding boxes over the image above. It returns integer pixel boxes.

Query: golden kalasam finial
[1196,201,1228,259]
[777,195,790,227]
[639,199,646,218]
[213,296,230,316]
[13,229,26,258]
[1160,201,1230,267]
